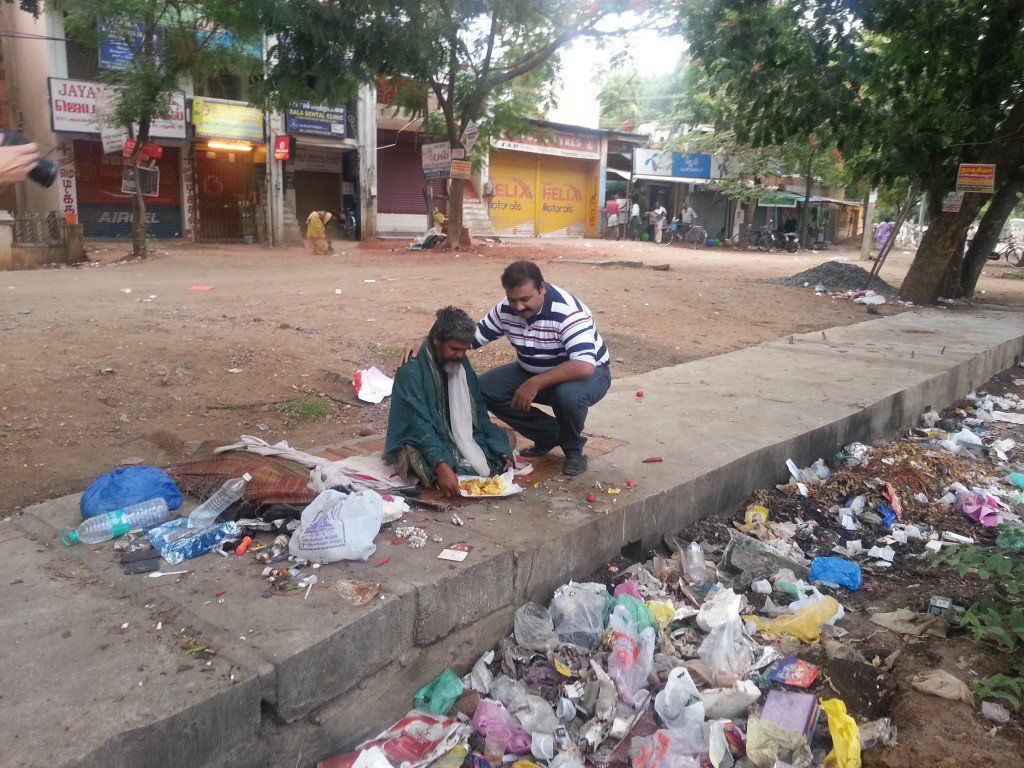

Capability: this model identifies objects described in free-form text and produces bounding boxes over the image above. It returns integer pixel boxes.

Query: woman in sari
[305,210,335,255]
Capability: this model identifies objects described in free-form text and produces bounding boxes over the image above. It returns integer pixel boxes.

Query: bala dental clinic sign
[48,78,186,139]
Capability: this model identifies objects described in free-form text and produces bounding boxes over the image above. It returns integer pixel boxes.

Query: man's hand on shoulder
[435,461,461,497]
[400,340,421,365]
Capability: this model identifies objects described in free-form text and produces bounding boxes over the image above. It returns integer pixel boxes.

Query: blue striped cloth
[474,284,610,373]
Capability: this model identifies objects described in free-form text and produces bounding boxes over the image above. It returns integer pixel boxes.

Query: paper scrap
[353,366,394,404]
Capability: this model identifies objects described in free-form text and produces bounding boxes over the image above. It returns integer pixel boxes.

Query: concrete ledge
[6,308,1023,768]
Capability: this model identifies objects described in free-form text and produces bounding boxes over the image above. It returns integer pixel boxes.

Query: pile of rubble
[321,370,1024,768]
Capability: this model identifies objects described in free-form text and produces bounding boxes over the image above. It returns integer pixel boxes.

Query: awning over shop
[808,195,861,206]
[757,192,801,208]
[606,168,631,180]
[632,174,717,185]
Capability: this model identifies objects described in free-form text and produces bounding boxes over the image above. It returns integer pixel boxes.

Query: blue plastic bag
[878,504,897,528]
[81,466,182,520]
[808,556,862,590]
[146,518,239,564]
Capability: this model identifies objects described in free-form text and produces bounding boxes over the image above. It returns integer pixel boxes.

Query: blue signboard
[198,28,263,59]
[285,102,348,138]
[79,204,182,238]
[670,152,712,179]
[99,22,163,71]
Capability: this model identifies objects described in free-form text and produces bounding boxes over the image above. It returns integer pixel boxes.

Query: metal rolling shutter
[488,150,537,237]
[536,156,590,238]
[377,130,428,215]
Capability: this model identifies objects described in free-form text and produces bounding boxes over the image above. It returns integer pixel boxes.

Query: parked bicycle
[666,217,708,248]
[736,224,798,252]
[997,232,1024,267]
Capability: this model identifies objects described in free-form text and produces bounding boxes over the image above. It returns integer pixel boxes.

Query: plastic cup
[483,726,511,765]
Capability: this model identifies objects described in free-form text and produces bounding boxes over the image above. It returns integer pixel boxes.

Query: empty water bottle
[61,498,171,546]
[682,541,710,584]
[188,473,251,529]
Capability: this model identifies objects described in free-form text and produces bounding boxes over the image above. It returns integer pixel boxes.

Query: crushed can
[946,604,966,625]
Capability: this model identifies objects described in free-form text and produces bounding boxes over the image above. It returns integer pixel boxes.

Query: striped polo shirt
[474,284,610,374]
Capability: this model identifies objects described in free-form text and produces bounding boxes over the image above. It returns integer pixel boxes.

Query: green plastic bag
[414,668,463,715]
[612,594,657,633]
[640,231,650,241]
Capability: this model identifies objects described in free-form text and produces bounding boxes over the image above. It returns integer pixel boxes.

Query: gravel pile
[774,260,897,294]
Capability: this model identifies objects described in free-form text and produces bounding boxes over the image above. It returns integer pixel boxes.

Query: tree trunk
[446,175,466,249]
[959,169,1024,297]
[739,197,758,247]
[129,121,151,260]
[898,198,985,304]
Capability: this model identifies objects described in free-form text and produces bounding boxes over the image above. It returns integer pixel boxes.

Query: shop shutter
[536,156,590,238]
[377,130,428,215]
[488,150,537,237]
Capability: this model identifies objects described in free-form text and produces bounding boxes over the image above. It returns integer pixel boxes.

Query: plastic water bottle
[188,473,251,529]
[61,498,171,546]
[682,541,710,584]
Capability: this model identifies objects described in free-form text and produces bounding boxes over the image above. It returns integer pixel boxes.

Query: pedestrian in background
[628,197,642,240]
[603,196,620,240]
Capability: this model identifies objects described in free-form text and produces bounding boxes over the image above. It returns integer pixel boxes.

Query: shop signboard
[450,159,471,180]
[422,142,452,180]
[633,148,717,179]
[285,102,348,138]
[99,21,163,71]
[192,97,263,141]
[460,120,479,151]
[289,144,343,172]
[956,163,996,194]
[493,131,599,160]
[198,27,262,59]
[120,165,161,197]
[49,78,186,139]
[274,136,292,161]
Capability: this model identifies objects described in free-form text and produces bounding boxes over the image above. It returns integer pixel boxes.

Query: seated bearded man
[385,306,513,497]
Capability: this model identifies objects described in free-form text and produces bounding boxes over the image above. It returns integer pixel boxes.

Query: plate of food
[457,468,524,498]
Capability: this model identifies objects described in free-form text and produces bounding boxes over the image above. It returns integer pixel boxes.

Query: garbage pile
[321,372,1024,768]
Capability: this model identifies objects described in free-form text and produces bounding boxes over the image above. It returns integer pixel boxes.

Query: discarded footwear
[562,454,588,476]
[520,444,555,458]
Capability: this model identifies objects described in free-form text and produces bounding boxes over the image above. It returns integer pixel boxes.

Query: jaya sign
[422,142,452,180]
[49,78,186,139]
[493,131,600,160]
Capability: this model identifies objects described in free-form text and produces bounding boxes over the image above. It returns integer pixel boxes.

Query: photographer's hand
[0,143,39,185]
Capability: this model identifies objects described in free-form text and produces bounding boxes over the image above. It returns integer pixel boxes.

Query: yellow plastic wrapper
[736,503,771,535]
[752,596,841,643]
[511,762,543,768]
[647,599,676,628]
[820,698,861,768]
[429,746,469,768]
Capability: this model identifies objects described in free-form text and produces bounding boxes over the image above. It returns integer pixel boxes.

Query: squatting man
[388,260,611,496]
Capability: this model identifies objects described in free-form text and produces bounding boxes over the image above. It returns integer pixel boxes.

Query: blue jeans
[479,362,611,456]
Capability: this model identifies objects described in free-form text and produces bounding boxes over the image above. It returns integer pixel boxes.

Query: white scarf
[446,362,491,476]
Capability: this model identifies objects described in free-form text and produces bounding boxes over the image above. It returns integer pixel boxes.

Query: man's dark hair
[501,260,544,291]
[429,306,477,345]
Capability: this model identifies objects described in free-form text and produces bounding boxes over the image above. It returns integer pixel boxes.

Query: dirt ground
[2,236,1022,513]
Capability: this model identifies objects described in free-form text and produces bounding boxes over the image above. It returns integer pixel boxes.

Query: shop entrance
[195,144,262,242]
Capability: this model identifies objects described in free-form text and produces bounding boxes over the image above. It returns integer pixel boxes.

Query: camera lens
[28,159,57,188]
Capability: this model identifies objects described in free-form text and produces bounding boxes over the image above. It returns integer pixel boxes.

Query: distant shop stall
[630,148,734,237]
[283,102,358,239]
[47,77,187,238]
[487,125,600,238]
[190,97,266,243]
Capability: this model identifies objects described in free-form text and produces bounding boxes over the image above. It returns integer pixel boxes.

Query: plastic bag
[703,680,761,719]
[697,588,742,632]
[819,698,861,768]
[630,724,709,768]
[550,586,607,650]
[146,518,239,564]
[472,699,532,755]
[808,557,862,590]
[756,596,841,643]
[81,466,182,520]
[612,594,658,634]
[514,602,559,652]
[959,492,1000,526]
[745,715,813,768]
[698,616,752,686]
[647,600,676,628]
[463,650,495,694]
[413,668,463,715]
[509,692,560,735]
[654,668,705,728]
[908,669,973,703]
[608,604,656,705]
[289,488,383,563]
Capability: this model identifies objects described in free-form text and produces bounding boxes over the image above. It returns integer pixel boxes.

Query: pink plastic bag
[614,581,643,600]
[960,492,1000,526]
[471,699,532,754]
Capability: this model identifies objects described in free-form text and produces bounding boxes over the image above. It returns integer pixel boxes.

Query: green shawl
[384,340,510,481]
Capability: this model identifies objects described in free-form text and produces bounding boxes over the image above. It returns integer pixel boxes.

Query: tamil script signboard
[192,98,263,141]
[956,163,996,194]
[633,148,720,180]
[285,102,347,138]
[49,78,186,139]
[942,191,965,213]
[422,142,452,180]
[99,21,163,70]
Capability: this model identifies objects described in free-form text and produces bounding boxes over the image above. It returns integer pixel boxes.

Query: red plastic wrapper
[766,655,820,688]
[318,710,471,768]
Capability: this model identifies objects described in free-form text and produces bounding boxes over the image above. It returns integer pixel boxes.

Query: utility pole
[356,82,378,241]
[860,189,878,261]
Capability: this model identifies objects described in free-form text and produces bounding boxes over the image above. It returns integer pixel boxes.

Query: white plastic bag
[608,604,656,705]
[550,583,608,650]
[703,679,761,719]
[654,668,705,728]
[289,489,384,563]
[353,366,394,404]
[698,616,752,687]
[697,588,742,632]
[513,602,559,651]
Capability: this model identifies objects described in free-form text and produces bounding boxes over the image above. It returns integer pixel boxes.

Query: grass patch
[379,344,404,358]
[273,395,334,426]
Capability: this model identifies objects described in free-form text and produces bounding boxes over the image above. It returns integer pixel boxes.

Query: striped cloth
[474,284,610,373]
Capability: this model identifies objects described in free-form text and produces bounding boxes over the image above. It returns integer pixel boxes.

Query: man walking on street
[475,261,611,476]
[603,196,620,239]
